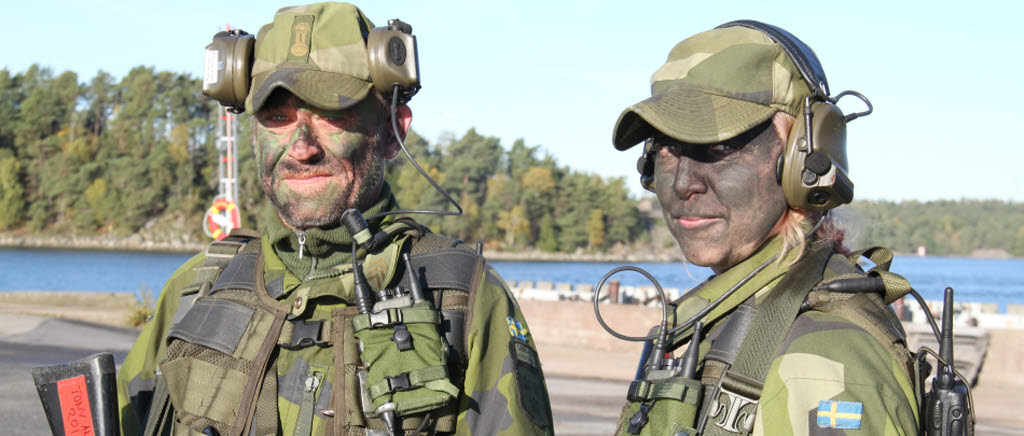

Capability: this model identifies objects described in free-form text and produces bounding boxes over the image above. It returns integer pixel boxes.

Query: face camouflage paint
[254,91,390,230]
[653,118,789,273]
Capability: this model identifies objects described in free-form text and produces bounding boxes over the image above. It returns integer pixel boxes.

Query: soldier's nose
[287,126,324,163]
[673,159,708,199]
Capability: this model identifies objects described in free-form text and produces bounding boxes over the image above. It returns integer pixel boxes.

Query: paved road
[2,314,1021,435]
[0,315,136,435]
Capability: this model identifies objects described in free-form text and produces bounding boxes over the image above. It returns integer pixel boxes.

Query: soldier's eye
[709,142,743,156]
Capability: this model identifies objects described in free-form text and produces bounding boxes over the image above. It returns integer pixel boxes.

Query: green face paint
[254,92,389,229]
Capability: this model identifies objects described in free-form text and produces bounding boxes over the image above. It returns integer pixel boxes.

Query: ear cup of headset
[638,138,657,192]
[202,30,255,112]
[779,101,854,211]
[366,19,421,104]
[201,18,421,113]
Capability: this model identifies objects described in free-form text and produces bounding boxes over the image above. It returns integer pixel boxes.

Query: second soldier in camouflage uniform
[609,23,918,435]
[116,3,553,435]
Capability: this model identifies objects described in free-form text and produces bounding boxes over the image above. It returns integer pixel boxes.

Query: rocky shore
[0,231,683,262]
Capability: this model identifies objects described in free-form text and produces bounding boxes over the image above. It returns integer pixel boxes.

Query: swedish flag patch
[817,400,862,429]
[506,316,529,341]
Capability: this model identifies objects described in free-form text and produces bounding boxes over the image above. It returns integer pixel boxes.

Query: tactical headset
[201,19,421,114]
[637,20,872,212]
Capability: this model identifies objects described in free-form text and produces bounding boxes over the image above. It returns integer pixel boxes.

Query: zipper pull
[297,231,306,259]
[304,374,320,392]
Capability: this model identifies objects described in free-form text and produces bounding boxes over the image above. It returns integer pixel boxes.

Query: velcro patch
[510,339,548,428]
[816,400,862,429]
[168,298,254,355]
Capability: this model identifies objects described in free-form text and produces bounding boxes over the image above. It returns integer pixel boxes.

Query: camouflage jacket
[117,190,553,436]
[624,236,918,435]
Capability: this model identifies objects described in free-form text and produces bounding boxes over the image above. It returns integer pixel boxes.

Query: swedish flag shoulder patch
[506,316,529,341]
[817,400,862,429]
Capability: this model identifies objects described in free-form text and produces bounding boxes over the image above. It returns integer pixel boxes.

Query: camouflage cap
[246,2,376,113]
[612,25,813,150]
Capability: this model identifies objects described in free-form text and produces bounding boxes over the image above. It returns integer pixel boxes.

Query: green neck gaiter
[266,181,399,279]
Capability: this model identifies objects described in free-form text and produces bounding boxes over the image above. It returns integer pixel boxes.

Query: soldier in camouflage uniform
[609,22,919,435]
[116,3,553,435]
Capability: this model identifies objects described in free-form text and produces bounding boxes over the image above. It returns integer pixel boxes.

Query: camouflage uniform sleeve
[754,311,919,435]
[455,264,554,435]
[115,253,205,436]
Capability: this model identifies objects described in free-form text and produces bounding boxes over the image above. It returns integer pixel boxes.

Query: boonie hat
[612,25,814,149]
[246,2,375,113]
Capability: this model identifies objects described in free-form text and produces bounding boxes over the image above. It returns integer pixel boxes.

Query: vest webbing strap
[628,378,702,403]
[703,241,833,436]
[845,246,911,304]
[351,305,442,332]
[366,365,455,400]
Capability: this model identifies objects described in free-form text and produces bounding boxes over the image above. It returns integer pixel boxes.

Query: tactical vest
[617,242,915,436]
[145,220,486,436]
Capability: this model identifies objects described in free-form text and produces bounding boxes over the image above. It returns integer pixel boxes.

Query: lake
[1,247,1021,312]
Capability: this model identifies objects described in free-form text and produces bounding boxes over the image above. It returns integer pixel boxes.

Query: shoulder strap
[401,228,484,372]
[703,241,833,435]
[806,246,915,377]
[834,246,913,304]
[167,231,260,325]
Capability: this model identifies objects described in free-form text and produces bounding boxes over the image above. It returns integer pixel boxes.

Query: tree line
[0,65,647,252]
[0,66,1019,257]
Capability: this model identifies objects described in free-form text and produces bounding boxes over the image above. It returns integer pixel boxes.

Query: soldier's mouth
[675,216,721,229]
[284,175,334,193]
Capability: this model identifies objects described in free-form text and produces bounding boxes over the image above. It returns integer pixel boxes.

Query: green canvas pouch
[616,375,703,435]
[352,302,459,418]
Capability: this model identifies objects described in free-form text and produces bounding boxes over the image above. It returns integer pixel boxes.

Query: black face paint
[652,118,789,273]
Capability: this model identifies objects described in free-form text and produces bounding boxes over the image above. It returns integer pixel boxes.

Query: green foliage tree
[3,65,1017,258]
[0,155,24,229]
[587,209,606,251]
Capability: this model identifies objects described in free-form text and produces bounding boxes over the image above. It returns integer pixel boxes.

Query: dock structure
[508,281,1014,387]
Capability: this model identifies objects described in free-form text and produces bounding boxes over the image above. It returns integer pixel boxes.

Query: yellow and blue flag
[506,316,529,341]
[817,400,863,429]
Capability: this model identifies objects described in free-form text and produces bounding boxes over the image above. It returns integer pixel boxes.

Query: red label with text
[57,375,94,436]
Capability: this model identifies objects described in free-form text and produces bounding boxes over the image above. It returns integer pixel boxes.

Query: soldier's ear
[384,104,412,160]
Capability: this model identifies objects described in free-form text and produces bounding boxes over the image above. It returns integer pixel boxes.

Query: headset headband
[716,20,830,96]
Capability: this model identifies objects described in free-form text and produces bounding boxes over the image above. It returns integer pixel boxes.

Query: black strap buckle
[387,373,411,392]
[626,380,649,402]
[282,320,327,350]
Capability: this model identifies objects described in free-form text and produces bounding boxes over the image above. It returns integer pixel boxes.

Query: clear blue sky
[3,1,1022,202]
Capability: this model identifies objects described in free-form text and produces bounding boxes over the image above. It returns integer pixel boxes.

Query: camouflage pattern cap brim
[245,2,376,112]
[612,25,811,150]
[613,88,776,149]
[249,68,371,112]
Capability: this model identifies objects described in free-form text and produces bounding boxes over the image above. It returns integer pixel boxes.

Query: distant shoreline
[0,232,1018,261]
